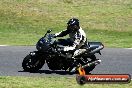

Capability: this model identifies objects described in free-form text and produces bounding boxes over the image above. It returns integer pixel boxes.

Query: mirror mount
[44,29,52,37]
[47,29,52,33]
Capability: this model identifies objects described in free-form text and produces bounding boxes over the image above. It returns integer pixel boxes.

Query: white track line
[124,48,132,50]
[0,45,8,46]
[0,45,132,50]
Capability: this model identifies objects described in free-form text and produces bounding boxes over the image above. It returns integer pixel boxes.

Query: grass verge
[0,0,132,47]
[0,76,131,88]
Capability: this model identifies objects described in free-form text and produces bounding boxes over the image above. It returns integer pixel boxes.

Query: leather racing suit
[55,27,87,57]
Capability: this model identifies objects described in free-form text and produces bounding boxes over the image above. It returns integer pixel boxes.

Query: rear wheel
[22,54,45,72]
[84,55,96,74]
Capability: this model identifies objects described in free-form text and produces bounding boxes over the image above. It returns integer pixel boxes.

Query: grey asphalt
[0,46,132,76]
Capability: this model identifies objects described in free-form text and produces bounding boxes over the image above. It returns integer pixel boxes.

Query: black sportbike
[22,30,104,73]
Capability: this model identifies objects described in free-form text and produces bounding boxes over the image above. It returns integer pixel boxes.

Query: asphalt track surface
[0,46,132,76]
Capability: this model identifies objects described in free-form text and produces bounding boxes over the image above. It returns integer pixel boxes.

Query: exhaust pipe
[81,59,101,69]
[70,59,101,73]
[77,59,101,75]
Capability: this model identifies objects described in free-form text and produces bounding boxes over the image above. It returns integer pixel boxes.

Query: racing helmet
[67,18,79,26]
[67,18,80,32]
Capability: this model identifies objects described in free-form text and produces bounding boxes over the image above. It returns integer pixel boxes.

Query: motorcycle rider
[54,18,87,58]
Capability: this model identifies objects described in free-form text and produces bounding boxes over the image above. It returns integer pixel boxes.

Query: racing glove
[63,46,75,51]
[49,34,56,38]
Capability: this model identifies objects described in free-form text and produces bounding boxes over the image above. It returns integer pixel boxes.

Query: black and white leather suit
[55,27,87,57]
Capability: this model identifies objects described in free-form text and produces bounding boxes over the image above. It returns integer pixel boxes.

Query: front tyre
[22,54,45,72]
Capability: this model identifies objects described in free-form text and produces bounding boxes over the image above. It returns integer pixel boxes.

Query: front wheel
[22,54,45,72]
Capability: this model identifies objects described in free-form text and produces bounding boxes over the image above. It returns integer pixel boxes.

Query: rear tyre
[84,55,96,74]
[22,54,45,72]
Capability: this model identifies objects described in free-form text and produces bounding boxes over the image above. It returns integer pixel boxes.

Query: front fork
[29,51,45,66]
[29,51,43,56]
[30,51,36,56]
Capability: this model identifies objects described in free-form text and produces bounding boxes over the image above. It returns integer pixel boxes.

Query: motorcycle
[22,30,104,73]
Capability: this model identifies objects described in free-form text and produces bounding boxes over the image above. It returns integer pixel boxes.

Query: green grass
[0,76,131,88]
[0,0,132,47]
